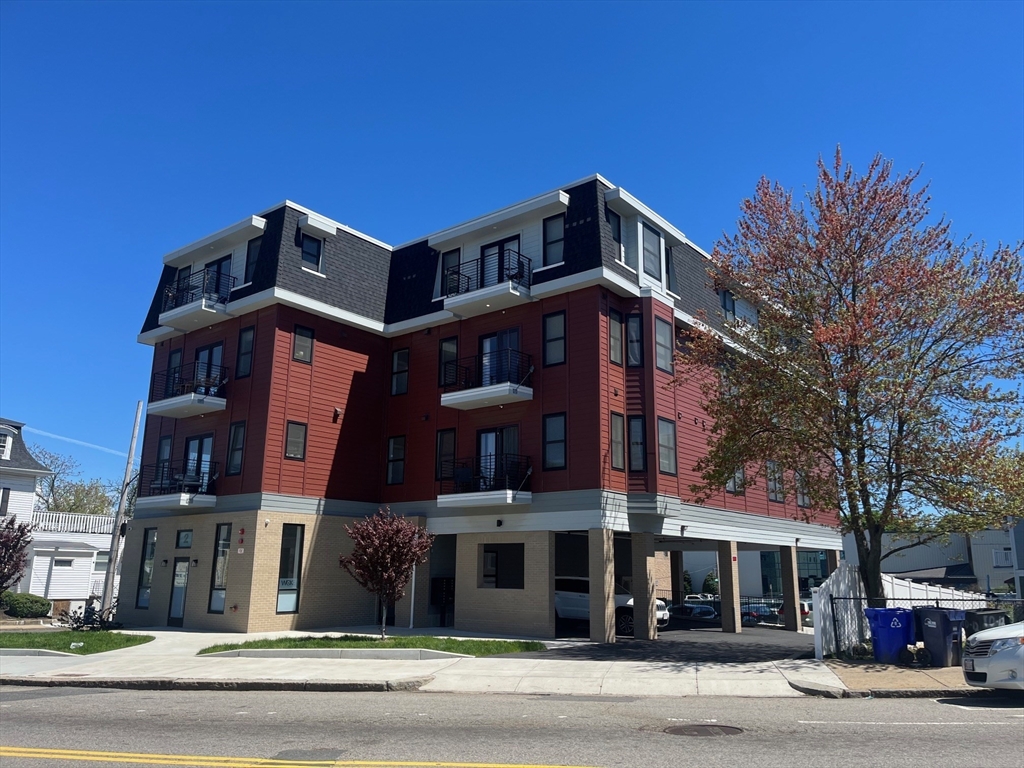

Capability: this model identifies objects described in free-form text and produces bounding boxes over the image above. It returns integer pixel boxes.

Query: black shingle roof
[0,418,52,474]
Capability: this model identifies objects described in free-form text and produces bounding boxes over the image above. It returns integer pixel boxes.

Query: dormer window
[0,432,10,460]
[301,234,322,271]
[720,289,736,322]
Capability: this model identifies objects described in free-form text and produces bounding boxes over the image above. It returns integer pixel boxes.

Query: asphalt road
[1,686,1022,768]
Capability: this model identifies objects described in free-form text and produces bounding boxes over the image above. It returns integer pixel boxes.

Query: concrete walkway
[0,627,846,698]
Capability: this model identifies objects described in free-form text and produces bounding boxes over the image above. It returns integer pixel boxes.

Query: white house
[1,418,121,616]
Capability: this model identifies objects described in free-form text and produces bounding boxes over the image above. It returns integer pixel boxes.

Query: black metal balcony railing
[139,460,218,497]
[439,454,532,496]
[150,361,230,402]
[443,249,532,298]
[162,270,236,312]
[442,349,533,392]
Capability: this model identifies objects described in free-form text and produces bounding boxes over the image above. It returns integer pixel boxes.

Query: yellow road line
[0,747,598,768]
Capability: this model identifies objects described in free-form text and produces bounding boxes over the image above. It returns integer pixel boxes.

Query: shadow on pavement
[935,693,1024,709]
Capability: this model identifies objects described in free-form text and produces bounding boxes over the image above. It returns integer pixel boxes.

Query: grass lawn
[0,631,154,655]
[199,634,547,657]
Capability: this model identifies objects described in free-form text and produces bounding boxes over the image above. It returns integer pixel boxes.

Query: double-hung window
[543,214,565,266]
[655,317,674,373]
[726,466,745,495]
[391,349,409,395]
[236,326,254,378]
[301,234,322,271]
[606,207,621,245]
[387,436,406,484]
[609,310,623,365]
[628,416,646,471]
[439,248,461,296]
[0,433,9,460]
[657,418,676,475]
[293,326,313,363]
[720,289,736,322]
[435,429,456,481]
[285,422,307,461]
[543,413,566,470]
[642,223,662,280]
[767,461,784,503]
[795,471,810,508]
[244,236,262,283]
[226,422,246,476]
[543,312,566,366]
[610,413,625,471]
[438,337,458,387]
[626,314,643,367]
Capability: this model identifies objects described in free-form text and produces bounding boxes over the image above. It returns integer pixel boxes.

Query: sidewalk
[0,627,981,699]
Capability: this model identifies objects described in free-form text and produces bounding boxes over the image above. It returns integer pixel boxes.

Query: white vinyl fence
[813,563,987,659]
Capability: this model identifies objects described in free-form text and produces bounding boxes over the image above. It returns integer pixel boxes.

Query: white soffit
[299,212,338,239]
[163,216,267,268]
[426,190,570,252]
[604,188,687,246]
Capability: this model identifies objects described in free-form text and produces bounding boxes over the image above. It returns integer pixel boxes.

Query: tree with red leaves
[1,517,33,594]
[339,507,435,639]
[674,149,1024,600]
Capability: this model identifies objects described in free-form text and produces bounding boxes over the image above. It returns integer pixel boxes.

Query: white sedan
[962,621,1024,691]
[554,577,670,635]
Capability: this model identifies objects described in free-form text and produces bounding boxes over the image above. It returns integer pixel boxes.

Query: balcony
[158,270,236,331]
[134,460,218,511]
[437,454,532,507]
[440,350,533,410]
[147,362,229,419]
[443,249,532,318]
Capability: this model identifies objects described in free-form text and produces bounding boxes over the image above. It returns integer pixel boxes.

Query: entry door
[480,235,520,288]
[480,328,520,387]
[165,349,183,398]
[194,343,223,395]
[167,557,190,627]
[183,435,214,492]
[477,426,518,490]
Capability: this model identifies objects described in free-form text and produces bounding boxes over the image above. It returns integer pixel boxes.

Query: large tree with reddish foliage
[1,517,33,594]
[339,507,435,639]
[674,149,1024,600]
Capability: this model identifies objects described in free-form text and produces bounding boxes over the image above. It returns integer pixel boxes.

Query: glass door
[194,343,223,395]
[204,255,232,301]
[165,348,182,398]
[477,426,518,491]
[480,236,520,289]
[480,328,520,387]
[167,557,190,627]
[183,434,214,492]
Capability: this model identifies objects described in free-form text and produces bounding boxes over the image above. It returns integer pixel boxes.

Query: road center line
[797,721,1012,726]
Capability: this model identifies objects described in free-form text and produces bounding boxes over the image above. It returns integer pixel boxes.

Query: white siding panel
[0,472,39,526]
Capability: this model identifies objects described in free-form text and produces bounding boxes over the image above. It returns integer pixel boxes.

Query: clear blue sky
[1,1,1021,483]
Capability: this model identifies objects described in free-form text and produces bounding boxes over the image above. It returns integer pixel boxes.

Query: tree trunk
[858,527,887,606]
[380,599,387,641]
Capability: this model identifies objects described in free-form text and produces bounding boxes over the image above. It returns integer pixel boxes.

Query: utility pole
[101,400,143,614]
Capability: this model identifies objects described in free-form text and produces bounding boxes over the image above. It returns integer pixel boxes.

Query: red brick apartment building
[116,175,842,640]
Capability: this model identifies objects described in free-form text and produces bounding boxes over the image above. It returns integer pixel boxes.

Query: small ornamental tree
[701,571,719,596]
[0,516,33,594]
[339,507,435,639]
[682,569,693,595]
[673,148,1024,601]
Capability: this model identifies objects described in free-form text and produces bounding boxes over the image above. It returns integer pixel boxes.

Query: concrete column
[669,550,683,606]
[588,529,616,643]
[780,545,801,632]
[717,540,741,634]
[631,532,657,640]
[826,549,841,575]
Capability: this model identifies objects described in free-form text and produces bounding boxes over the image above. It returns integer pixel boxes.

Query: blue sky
[1,1,1021,483]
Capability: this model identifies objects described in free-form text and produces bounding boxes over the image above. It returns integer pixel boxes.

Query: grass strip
[199,634,546,656]
[0,630,154,655]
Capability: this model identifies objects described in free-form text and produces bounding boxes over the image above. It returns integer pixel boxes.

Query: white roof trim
[257,200,392,251]
[162,215,267,267]
[424,190,570,250]
[604,188,688,244]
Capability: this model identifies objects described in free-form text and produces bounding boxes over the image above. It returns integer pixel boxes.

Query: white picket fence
[30,511,115,534]
[813,563,987,659]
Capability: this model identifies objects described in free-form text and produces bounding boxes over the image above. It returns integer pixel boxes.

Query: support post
[631,532,657,640]
[826,549,841,574]
[717,540,741,633]
[588,529,615,643]
[780,545,801,632]
[101,400,143,615]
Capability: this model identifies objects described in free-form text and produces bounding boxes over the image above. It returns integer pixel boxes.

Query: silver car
[962,620,1024,691]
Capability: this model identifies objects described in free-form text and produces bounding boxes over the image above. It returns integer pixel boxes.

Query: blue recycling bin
[864,607,915,665]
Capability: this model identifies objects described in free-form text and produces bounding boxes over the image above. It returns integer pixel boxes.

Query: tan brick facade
[453,531,556,638]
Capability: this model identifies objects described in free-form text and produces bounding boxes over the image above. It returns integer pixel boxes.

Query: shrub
[1,591,51,618]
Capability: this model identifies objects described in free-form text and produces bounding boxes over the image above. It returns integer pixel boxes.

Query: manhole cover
[664,725,743,737]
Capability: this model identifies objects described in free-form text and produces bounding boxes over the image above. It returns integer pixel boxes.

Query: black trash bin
[915,607,966,667]
[964,608,1008,638]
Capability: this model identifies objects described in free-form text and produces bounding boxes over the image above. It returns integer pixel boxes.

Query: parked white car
[554,577,670,636]
[962,621,1024,691]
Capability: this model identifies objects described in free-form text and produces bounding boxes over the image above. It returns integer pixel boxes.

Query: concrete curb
[786,680,846,699]
[0,675,434,693]
[853,687,995,699]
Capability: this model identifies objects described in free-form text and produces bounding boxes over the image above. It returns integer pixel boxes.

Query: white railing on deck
[30,511,116,534]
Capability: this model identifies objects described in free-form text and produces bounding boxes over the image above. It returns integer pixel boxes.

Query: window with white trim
[767,461,784,502]
[642,223,662,280]
[725,466,745,495]
[301,234,322,271]
[0,432,10,460]
[543,214,565,267]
